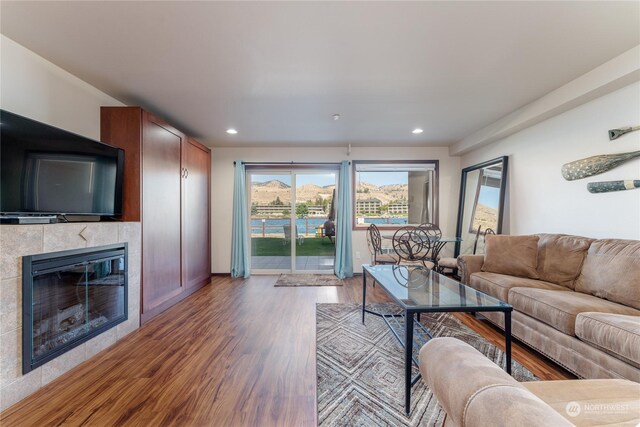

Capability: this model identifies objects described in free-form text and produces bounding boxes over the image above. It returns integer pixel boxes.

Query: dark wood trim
[351,160,439,231]
[101,107,143,222]
[211,273,231,277]
[188,137,211,153]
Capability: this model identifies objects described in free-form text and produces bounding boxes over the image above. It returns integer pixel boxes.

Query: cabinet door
[142,114,184,311]
[182,139,211,289]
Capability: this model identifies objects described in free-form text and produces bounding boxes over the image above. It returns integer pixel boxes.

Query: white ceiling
[1,1,639,148]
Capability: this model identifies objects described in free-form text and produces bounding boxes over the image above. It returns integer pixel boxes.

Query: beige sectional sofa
[419,337,640,427]
[458,234,640,381]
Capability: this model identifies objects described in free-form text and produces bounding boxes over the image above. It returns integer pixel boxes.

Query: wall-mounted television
[1,110,124,217]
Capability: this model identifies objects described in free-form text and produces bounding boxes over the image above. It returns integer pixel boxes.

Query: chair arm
[457,255,484,285]
[419,338,572,427]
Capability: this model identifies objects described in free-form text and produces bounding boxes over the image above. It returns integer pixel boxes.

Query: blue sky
[478,186,501,208]
[251,173,336,187]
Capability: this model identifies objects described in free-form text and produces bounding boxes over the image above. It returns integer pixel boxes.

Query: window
[352,161,438,229]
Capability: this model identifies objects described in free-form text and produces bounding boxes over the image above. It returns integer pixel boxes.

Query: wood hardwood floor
[1,275,573,426]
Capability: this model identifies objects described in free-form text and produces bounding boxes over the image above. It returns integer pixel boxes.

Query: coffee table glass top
[363,264,510,310]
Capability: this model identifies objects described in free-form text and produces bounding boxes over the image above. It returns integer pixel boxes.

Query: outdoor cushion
[375,253,398,264]
[575,312,640,368]
[508,288,640,336]
[535,234,592,289]
[437,257,458,268]
[575,239,640,310]
[470,272,565,303]
[482,235,540,279]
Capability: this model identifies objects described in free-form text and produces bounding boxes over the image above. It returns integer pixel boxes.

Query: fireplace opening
[22,243,128,373]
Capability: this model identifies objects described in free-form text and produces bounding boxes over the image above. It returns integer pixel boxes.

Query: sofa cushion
[575,239,640,310]
[482,235,540,279]
[523,379,640,426]
[508,288,640,336]
[535,234,592,289]
[575,312,640,369]
[470,272,566,303]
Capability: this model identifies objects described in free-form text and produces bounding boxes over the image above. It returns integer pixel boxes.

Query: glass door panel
[249,173,292,272]
[294,173,336,272]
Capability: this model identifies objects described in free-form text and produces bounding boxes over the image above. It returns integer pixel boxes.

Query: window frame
[351,160,439,231]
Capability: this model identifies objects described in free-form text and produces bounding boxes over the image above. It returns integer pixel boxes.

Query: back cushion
[575,239,640,309]
[482,235,540,279]
[536,234,593,289]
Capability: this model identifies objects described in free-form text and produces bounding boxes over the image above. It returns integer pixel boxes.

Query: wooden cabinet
[101,107,211,323]
[182,138,211,290]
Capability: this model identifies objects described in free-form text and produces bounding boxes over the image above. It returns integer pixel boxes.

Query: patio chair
[418,222,442,239]
[283,224,304,245]
[366,224,398,265]
[392,226,434,269]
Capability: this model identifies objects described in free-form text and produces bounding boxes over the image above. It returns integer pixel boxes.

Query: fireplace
[22,243,128,374]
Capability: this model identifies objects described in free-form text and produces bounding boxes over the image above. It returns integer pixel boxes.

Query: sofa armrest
[458,255,484,285]
[419,337,572,427]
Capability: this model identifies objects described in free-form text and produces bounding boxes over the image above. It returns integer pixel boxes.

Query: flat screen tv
[1,110,124,217]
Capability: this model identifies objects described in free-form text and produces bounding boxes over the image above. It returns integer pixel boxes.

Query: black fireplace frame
[22,243,128,374]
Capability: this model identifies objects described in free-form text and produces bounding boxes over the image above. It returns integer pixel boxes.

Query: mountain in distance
[252,179,291,189]
[251,180,408,206]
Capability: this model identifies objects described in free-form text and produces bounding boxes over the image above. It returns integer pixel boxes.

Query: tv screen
[1,110,124,216]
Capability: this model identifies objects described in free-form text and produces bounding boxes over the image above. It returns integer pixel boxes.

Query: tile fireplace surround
[0,222,141,411]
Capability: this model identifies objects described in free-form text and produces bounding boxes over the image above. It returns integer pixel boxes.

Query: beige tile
[42,223,87,253]
[117,306,140,340]
[127,251,141,287]
[0,367,41,412]
[41,343,86,386]
[128,281,141,316]
[84,223,119,248]
[118,222,141,254]
[0,277,21,334]
[0,327,21,388]
[0,225,43,279]
[85,328,117,360]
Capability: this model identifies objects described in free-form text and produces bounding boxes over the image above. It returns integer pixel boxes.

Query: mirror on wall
[454,156,508,256]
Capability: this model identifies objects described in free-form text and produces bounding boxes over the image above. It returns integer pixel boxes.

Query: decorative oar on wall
[561,151,640,181]
[588,180,640,193]
[609,125,640,140]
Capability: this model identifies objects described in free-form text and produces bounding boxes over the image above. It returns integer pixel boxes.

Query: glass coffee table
[362,264,513,415]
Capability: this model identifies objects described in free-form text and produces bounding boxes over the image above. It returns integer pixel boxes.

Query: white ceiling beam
[450,45,640,156]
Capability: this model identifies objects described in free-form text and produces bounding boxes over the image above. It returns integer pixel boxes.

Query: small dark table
[362,264,513,415]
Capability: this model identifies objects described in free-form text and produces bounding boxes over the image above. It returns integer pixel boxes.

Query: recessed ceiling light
[226,128,238,135]
[412,128,423,134]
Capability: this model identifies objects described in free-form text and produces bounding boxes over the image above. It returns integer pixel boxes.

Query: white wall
[211,147,460,273]
[0,35,125,138]
[460,81,640,239]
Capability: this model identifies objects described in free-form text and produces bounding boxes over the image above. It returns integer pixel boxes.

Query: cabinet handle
[181,167,186,178]
[185,168,189,178]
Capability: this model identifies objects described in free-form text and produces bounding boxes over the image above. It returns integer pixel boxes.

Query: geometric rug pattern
[275,274,344,287]
[317,303,537,426]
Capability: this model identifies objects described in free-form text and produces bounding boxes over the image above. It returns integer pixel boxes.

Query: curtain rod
[233,161,350,165]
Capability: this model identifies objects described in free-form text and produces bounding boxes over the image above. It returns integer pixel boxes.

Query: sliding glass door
[248,169,337,274]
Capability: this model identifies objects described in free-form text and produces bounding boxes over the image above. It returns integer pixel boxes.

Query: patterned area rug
[275,274,344,287]
[317,303,537,426]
